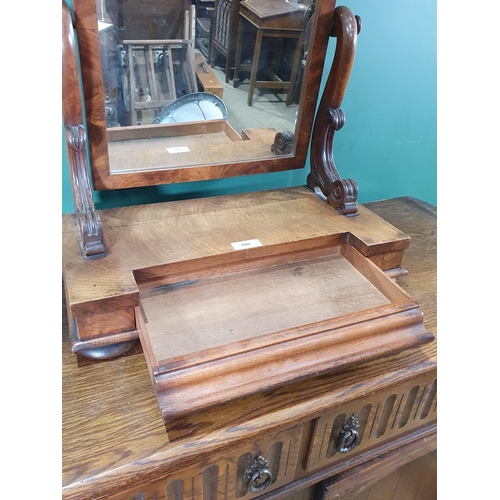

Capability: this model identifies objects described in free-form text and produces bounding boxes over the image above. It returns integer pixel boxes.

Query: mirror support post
[307,6,361,216]
[62,1,107,259]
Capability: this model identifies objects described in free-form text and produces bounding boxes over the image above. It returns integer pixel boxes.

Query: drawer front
[314,443,437,500]
[305,374,437,471]
[281,485,316,500]
[107,425,303,500]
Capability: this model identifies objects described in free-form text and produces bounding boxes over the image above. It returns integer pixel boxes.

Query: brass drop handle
[245,455,273,493]
[336,416,360,453]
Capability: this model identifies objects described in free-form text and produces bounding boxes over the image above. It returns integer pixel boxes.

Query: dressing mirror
[72,0,334,190]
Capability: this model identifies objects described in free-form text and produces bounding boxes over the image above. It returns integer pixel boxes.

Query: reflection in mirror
[95,0,316,174]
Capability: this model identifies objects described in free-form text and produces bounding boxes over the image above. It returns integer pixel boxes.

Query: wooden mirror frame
[71,0,337,190]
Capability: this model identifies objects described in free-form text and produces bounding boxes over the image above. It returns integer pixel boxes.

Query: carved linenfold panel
[305,375,437,471]
[106,426,303,500]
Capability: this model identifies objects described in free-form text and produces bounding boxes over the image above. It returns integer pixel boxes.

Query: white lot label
[167,146,190,153]
[231,239,263,251]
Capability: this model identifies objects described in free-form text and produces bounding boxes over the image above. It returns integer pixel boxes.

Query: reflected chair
[209,0,241,82]
[195,0,214,59]
[123,5,198,125]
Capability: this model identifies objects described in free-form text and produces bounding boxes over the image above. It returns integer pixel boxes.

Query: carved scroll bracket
[62,1,107,259]
[272,131,294,155]
[307,6,361,216]
[65,124,107,259]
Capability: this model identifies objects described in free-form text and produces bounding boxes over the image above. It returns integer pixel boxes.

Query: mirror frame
[73,0,336,190]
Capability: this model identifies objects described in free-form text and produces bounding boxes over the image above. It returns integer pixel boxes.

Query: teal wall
[62,0,436,213]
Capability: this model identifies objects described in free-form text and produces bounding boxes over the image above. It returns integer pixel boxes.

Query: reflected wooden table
[233,0,306,106]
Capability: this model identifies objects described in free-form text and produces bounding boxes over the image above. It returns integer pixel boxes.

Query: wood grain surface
[140,251,390,359]
[62,187,410,319]
[315,441,436,500]
[62,196,436,500]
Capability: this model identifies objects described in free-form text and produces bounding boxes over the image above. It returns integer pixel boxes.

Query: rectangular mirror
[72,0,334,190]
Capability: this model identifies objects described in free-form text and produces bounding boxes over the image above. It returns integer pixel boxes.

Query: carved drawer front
[107,425,303,500]
[304,374,437,471]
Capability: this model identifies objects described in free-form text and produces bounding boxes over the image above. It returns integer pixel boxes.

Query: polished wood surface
[62,196,436,500]
[62,186,411,353]
[62,187,410,318]
[62,0,106,259]
[307,6,361,215]
[62,186,431,422]
[356,450,436,500]
[316,445,436,500]
[138,240,431,424]
[242,0,306,21]
[105,120,282,174]
[62,1,84,127]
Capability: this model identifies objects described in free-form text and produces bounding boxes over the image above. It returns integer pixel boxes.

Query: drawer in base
[136,237,433,428]
[106,425,303,500]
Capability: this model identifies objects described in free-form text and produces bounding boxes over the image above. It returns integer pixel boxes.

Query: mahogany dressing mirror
[62,1,435,429]
[70,0,336,190]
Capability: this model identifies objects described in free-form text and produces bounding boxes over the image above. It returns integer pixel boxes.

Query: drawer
[106,425,303,500]
[313,446,437,500]
[313,438,437,500]
[137,240,432,430]
[281,485,316,500]
[304,373,437,472]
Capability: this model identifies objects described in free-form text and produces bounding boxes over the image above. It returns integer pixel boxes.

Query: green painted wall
[62,0,436,213]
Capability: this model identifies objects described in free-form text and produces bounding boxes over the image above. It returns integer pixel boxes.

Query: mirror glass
[95,0,316,175]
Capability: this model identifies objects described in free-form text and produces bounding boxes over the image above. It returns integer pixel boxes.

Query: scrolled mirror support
[307,6,361,216]
[65,125,107,259]
[272,131,294,155]
[62,1,107,259]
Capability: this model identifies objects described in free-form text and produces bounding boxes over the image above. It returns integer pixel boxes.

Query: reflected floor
[209,61,299,136]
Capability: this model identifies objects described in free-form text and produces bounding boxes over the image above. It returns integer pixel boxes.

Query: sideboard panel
[304,373,437,471]
[107,425,303,500]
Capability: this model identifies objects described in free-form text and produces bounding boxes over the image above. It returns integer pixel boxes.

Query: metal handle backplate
[336,416,360,453]
[245,455,273,493]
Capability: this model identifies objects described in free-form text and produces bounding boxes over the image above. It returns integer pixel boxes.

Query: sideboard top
[62,196,436,500]
[62,186,410,316]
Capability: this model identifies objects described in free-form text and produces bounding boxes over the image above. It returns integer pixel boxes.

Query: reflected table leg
[248,29,264,106]
[233,16,244,88]
[286,32,304,106]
